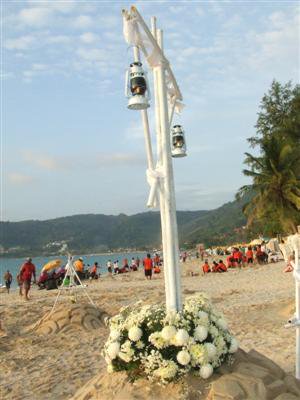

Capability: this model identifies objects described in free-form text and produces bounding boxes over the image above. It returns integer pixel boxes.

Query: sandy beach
[0,259,295,399]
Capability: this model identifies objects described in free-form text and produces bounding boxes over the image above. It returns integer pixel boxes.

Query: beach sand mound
[71,349,300,400]
[34,303,109,335]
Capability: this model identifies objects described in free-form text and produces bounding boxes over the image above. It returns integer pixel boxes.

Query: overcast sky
[2,0,299,221]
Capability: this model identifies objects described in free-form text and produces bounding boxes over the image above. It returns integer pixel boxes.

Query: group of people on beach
[3,238,290,298]
[2,253,163,298]
[200,244,278,275]
[105,253,162,279]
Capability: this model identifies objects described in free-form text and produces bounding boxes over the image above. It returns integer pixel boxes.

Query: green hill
[0,198,248,257]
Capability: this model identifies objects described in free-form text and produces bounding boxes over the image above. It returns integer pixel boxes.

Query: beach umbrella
[42,259,61,272]
[250,239,262,246]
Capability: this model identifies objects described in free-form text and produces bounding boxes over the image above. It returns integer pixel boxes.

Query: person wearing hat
[19,257,36,300]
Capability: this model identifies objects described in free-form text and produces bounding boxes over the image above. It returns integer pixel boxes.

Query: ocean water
[0,251,147,288]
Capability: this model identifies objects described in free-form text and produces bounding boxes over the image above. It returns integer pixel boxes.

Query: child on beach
[4,270,12,294]
[202,260,211,274]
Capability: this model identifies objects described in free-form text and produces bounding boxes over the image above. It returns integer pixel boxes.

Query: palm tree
[237,135,300,234]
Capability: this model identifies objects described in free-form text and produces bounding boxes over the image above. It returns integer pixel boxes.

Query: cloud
[169,6,185,14]
[18,7,53,27]
[21,150,144,171]
[26,0,76,14]
[46,35,72,44]
[76,47,108,62]
[72,15,93,29]
[95,153,145,167]
[5,35,36,50]
[0,71,14,80]
[97,15,119,29]
[79,32,99,44]
[223,14,242,29]
[31,63,48,71]
[195,7,205,17]
[248,8,299,72]
[176,184,236,210]
[22,150,64,171]
[8,172,35,185]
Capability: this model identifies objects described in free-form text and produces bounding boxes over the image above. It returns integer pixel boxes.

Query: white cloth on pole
[123,16,140,45]
[146,167,164,187]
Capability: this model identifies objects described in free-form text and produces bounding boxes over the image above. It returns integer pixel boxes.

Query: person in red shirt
[246,246,254,264]
[226,255,234,268]
[89,262,98,279]
[233,248,244,268]
[202,260,211,274]
[212,261,219,272]
[19,258,36,300]
[143,253,153,280]
[216,260,227,272]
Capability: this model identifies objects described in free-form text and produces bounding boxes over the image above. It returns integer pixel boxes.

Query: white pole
[132,46,155,174]
[156,28,181,311]
[295,245,300,379]
[169,101,176,127]
[151,17,170,309]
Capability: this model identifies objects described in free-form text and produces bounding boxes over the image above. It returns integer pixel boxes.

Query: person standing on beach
[4,270,12,294]
[107,260,113,274]
[246,246,254,264]
[143,253,153,280]
[16,273,23,296]
[19,258,36,300]
[136,257,140,268]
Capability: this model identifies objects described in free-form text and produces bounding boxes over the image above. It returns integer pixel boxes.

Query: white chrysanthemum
[128,326,143,342]
[118,351,132,362]
[198,311,209,320]
[229,337,239,353]
[189,344,208,366]
[161,325,177,340]
[149,332,167,349]
[199,363,213,379]
[175,329,190,346]
[110,329,120,341]
[177,350,191,366]
[153,361,178,380]
[194,326,208,342]
[107,342,120,360]
[107,363,114,373]
[209,325,219,338]
[216,318,228,330]
[136,340,145,350]
[204,343,217,360]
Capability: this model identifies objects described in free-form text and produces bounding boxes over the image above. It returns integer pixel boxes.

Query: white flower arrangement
[102,293,238,383]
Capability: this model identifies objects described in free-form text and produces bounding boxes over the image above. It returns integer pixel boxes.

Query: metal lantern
[125,61,150,110]
[171,125,187,157]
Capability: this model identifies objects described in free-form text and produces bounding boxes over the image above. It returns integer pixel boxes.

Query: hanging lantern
[125,61,150,110]
[171,125,187,158]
